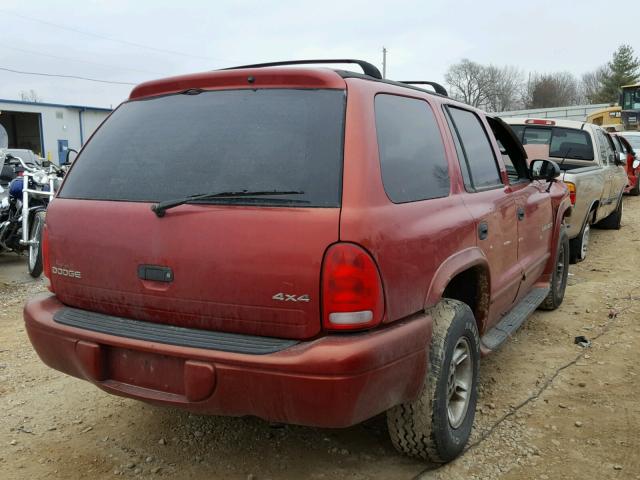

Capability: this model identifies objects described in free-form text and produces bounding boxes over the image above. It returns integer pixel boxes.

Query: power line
[0,8,230,63]
[0,65,136,85]
[3,44,164,77]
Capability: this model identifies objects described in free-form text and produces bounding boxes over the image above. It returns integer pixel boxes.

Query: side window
[595,130,613,165]
[443,109,472,187]
[447,107,503,189]
[375,94,450,203]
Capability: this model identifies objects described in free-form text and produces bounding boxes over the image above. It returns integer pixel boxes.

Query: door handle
[517,207,525,221]
[478,222,489,240]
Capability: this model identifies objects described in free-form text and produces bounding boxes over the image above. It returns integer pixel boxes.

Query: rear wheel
[569,215,591,264]
[386,299,479,463]
[540,227,569,311]
[27,211,45,278]
[596,197,623,230]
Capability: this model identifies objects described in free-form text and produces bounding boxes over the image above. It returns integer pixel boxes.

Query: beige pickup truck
[503,118,628,263]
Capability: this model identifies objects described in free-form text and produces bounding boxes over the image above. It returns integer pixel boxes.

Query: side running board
[481,287,549,351]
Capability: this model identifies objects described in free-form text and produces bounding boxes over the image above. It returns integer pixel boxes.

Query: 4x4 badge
[272,293,311,302]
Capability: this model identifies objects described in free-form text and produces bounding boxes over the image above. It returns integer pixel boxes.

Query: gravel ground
[1,196,639,480]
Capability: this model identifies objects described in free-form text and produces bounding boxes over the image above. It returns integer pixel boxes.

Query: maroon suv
[25,59,570,462]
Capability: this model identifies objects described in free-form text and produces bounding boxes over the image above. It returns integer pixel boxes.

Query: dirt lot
[1,196,639,480]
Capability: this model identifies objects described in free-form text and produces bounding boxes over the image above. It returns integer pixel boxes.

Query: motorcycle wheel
[28,211,46,278]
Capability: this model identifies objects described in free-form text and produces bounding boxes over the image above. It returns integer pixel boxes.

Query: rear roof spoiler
[220,59,382,79]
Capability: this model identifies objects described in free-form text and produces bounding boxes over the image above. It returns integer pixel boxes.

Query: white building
[498,103,610,122]
[0,99,112,164]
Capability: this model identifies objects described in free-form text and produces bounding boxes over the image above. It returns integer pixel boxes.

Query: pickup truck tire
[569,216,590,264]
[596,197,623,230]
[386,299,479,463]
[540,226,569,311]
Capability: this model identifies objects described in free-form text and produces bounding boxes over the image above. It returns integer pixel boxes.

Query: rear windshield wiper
[151,190,305,217]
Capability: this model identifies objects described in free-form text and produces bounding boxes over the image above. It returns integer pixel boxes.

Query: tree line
[445,44,640,112]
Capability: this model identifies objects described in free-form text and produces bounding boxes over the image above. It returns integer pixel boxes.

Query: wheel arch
[424,247,491,335]
[543,198,572,277]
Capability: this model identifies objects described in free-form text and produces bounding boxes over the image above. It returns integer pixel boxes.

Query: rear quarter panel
[562,167,607,237]
[338,80,478,325]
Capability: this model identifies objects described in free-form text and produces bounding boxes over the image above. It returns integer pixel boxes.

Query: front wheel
[27,211,46,278]
[386,300,479,463]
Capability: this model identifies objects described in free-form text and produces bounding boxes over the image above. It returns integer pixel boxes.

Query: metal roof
[0,98,112,112]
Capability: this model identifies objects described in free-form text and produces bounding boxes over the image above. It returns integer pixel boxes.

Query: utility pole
[382,47,387,78]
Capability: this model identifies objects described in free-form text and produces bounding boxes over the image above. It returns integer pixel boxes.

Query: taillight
[321,243,384,331]
[42,224,52,282]
[565,182,576,205]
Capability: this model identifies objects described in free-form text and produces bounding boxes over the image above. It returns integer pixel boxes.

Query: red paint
[24,66,568,427]
[612,134,639,193]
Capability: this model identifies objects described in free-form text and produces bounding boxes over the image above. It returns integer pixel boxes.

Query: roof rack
[220,59,382,79]
[399,81,448,97]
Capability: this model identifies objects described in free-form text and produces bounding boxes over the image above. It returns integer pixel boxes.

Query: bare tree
[19,89,42,102]
[445,59,492,108]
[524,72,580,108]
[581,66,609,104]
[484,65,524,112]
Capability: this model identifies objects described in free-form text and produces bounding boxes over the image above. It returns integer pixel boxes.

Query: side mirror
[530,159,560,182]
[64,148,79,166]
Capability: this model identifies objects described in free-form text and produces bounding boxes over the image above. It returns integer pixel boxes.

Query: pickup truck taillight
[565,181,576,205]
[322,243,384,331]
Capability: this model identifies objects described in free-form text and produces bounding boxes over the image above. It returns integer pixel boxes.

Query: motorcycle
[0,150,66,277]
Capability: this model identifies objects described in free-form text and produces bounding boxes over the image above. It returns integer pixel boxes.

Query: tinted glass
[523,127,552,145]
[60,89,346,207]
[549,128,594,160]
[443,109,472,188]
[510,125,594,161]
[448,107,502,188]
[375,94,449,203]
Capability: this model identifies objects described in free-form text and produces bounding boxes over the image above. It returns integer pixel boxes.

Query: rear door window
[447,107,503,189]
[374,94,450,203]
[60,89,346,207]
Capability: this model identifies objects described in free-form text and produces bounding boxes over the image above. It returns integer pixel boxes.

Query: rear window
[60,89,346,207]
[510,125,594,161]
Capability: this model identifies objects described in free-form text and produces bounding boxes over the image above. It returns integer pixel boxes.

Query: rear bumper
[24,294,431,428]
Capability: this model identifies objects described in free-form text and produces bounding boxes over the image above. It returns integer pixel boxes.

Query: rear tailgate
[49,84,346,340]
[47,200,338,339]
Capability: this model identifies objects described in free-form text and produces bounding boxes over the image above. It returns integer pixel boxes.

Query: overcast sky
[0,0,635,109]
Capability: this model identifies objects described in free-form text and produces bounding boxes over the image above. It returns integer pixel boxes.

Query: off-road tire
[540,226,569,310]
[27,211,45,278]
[569,213,591,264]
[596,197,623,230]
[386,299,479,463]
